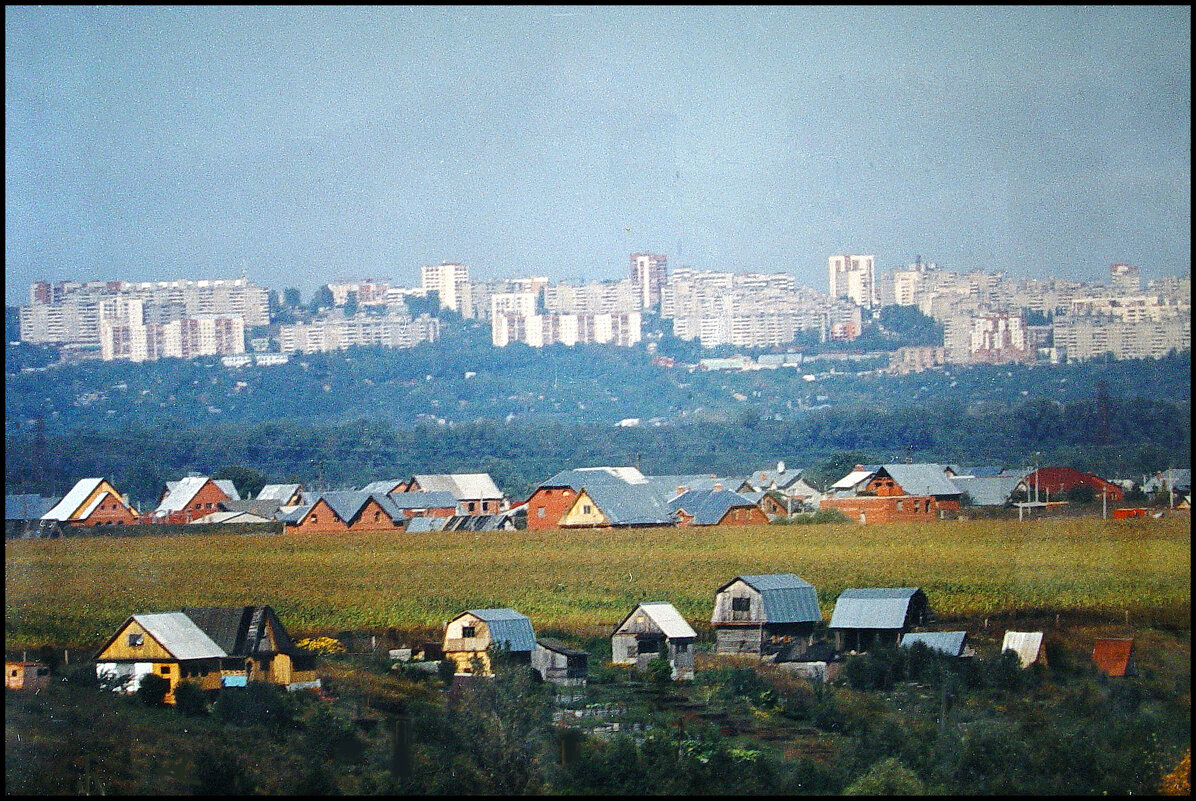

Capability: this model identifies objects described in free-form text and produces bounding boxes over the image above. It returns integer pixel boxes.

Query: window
[374,511,381,521]
[537,507,546,518]
[731,597,750,612]
[128,633,144,647]
[9,670,16,677]
[462,626,476,638]
[583,504,592,515]
[160,666,170,674]
[468,502,476,512]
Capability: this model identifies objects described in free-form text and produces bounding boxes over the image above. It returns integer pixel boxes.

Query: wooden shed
[6,660,52,691]
[443,608,536,676]
[532,638,589,686]
[182,606,320,691]
[828,587,931,652]
[611,602,698,680]
[711,574,822,657]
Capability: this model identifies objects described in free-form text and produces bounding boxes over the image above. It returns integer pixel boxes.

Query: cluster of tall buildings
[16,254,1190,366]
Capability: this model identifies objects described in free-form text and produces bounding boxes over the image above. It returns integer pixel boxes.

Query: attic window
[731,597,750,612]
[462,626,476,638]
[583,504,592,515]
[128,633,144,647]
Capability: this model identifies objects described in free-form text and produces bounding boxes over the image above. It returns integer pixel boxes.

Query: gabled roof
[314,491,405,525]
[538,466,647,490]
[360,479,405,495]
[443,513,515,531]
[536,637,589,657]
[957,465,1007,478]
[5,494,59,521]
[256,484,302,502]
[572,481,674,526]
[411,473,503,500]
[879,464,961,497]
[386,491,460,511]
[743,467,806,490]
[831,468,878,492]
[951,475,1022,506]
[615,602,698,640]
[456,608,536,652]
[1001,631,1046,668]
[900,631,968,656]
[276,502,315,524]
[155,476,237,513]
[648,474,733,495]
[716,574,822,624]
[668,488,760,525]
[829,588,925,630]
[182,605,301,656]
[109,612,226,661]
[42,478,108,521]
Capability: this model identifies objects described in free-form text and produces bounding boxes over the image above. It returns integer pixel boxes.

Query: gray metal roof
[213,480,241,501]
[719,574,822,624]
[386,491,460,511]
[1001,631,1045,668]
[412,473,503,500]
[617,602,698,639]
[951,475,1022,506]
[668,488,760,525]
[360,479,405,494]
[130,612,226,660]
[538,466,647,490]
[461,608,536,652]
[829,588,924,630]
[314,491,405,524]
[276,502,315,524]
[900,630,968,656]
[256,484,302,501]
[155,476,232,513]
[404,515,450,533]
[879,464,961,497]
[574,481,674,526]
[6,494,59,521]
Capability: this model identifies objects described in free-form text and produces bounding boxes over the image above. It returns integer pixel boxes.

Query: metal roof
[276,502,315,524]
[668,488,760,525]
[404,515,450,533]
[1001,631,1045,668]
[386,491,460,511]
[831,469,876,491]
[42,478,105,521]
[950,475,1022,506]
[155,476,217,513]
[256,484,302,501]
[5,494,58,521]
[573,481,674,526]
[183,606,300,656]
[879,464,961,497]
[829,588,924,630]
[535,637,589,657]
[213,480,241,501]
[1092,638,1135,677]
[538,466,646,490]
[900,631,968,656]
[359,479,405,494]
[412,473,503,500]
[616,602,697,639]
[460,608,536,652]
[131,612,226,660]
[743,467,807,490]
[722,574,822,624]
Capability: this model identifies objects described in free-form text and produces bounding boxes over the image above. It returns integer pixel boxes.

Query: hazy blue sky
[6,6,1191,304]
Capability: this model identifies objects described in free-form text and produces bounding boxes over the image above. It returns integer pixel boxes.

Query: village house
[1015,467,1124,502]
[900,630,973,657]
[41,477,138,527]
[278,491,406,534]
[820,464,962,523]
[94,606,318,704]
[392,473,506,514]
[611,602,697,680]
[531,638,589,686]
[828,587,931,652]
[668,487,770,526]
[711,574,823,657]
[442,608,537,676]
[523,466,649,530]
[950,474,1023,508]
[1001,631,1048,669]
[557,480,675,528]
[6,493,60,537]
[736,464,822,509]
[6,660,52,691]
[150,475,240,524]
[255,483,305,506]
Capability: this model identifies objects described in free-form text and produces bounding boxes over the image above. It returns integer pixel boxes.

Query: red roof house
[1018,467,1124,501]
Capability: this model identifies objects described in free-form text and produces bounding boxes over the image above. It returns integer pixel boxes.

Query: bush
[844,647,906,691]
[843,757,926,795]
[173,680,208,716]
[643,657,674,688]
[136,673,170,707]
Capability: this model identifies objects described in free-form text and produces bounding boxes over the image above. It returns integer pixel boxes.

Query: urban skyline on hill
[5,6,1190,305]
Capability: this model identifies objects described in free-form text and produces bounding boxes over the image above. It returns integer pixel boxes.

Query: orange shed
[1093,638,1136,677]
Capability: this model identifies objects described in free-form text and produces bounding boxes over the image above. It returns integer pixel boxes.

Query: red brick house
[820,464,962,523]
[1016,467,1124,502]
[280,491,406,534]
[149,476,240,524]
[41,478,138,527]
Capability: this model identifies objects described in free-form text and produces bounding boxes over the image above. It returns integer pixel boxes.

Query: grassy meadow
[5,516,1190,649]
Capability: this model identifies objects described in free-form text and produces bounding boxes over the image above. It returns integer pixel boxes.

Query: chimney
[677,487,687,496]
[713,483,723,491]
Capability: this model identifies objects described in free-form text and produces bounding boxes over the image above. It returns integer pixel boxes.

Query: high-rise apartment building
[828,254,877,308]
[630,253,668,310]
[1110,263,1141,294]
[420,262,473,318]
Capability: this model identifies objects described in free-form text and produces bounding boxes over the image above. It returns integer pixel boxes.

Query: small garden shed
[532,638,589,686]
[443,608,536,676]
[611,602,698,680]
[900,630,973,657]
[1001,631,1048,669]
[711,574,822,657]
[828,587,931,652]
[6,660,51,691]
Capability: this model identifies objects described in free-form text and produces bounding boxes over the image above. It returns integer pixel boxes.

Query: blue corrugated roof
[6,494,59,521]
[404,516,449,533]
[466,608,536,652]
[577,482,674,526]
[386,491,459,510]
[880,464,961,497]
[720,574,822,624]
[668,488,759,525]
[901,631,968,656]
[829,588,924,630]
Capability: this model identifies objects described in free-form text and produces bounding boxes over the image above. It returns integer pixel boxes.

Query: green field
[5,517,1190,649]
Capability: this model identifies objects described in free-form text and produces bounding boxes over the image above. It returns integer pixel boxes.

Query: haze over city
[5,5,1191,306]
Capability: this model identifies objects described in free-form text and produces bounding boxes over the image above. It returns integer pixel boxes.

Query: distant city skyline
[6,6,1191,306]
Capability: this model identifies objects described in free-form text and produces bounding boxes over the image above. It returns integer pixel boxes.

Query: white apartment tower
[630,253,668,310]
[1110,263,1141,295]
[421,262,473,318]
[828,254,877,309]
